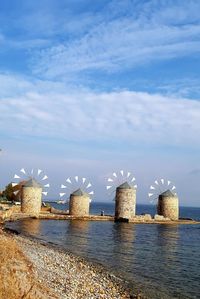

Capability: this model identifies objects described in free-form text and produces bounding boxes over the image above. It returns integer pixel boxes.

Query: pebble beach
[1,227,143,299]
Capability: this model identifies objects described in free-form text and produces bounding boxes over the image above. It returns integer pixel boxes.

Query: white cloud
[0,72,200,205]
[36,25,200,76]
[32,1,200,78]
[1,0,200,81]
[1,74,200,148]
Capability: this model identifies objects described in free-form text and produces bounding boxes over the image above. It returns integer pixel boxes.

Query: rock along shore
[0,226,144,299]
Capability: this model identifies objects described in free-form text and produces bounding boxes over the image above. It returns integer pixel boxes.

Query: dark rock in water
[114,217,129,223]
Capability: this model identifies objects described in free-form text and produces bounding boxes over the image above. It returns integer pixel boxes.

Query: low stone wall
[41,206,51,212]
[39,213,114,221]
[50,207,69,215]
[154,214,170,221]
[131,214,152,222]
[1,209,199,225]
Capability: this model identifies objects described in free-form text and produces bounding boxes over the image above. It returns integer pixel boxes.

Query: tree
[2,183,15,201]
[2,182,23,202]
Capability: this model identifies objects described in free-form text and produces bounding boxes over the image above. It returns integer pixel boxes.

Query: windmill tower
[59,176,94,217]
[158,190,179,220]
[115,182,136,220]
[13,168,49,217]
[106,170,137,221]
[148,179,179,220]
[69,188,90,216]
[21,178,42,217]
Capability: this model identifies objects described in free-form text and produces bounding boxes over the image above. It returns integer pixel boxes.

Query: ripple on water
[5,205,200,299]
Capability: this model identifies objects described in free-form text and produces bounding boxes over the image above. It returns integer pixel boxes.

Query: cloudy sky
[0,0,200,206]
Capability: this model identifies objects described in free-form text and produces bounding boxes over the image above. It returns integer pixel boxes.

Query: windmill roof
[23,178,42,188]
[117,182,132,189]
[71,188,88,196]
[160,189,175,197]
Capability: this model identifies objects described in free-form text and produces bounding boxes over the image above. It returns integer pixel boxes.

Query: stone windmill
[12,168,49,217]
[106,170,137,221]
[148,179,179,220]
[59,176,94,216]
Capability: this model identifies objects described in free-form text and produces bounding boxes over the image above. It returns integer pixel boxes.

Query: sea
[6,203,200,299]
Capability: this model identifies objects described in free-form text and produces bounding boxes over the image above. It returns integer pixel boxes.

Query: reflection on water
[6,219,200,299]
[21,219,41,235]
[112,223,135,270]
[153,225,181,297]
[68,220,89,232]
[156,225,180,279]
[66,220,90,252]
[156,225,179,256]
[113,222,135,243]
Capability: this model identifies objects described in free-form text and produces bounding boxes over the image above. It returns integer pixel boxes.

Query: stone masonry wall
[157,196,179,220]
[21,187,42,217]
[69,195,90,216]
[115,189,136,219]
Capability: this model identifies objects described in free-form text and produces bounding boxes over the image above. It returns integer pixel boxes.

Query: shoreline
[1,225,144,299]
[5,210,200,224]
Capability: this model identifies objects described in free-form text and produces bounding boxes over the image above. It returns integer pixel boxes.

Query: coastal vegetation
[0,182,24,202]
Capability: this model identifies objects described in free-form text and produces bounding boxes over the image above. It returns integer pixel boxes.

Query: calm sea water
[6,203,200,299]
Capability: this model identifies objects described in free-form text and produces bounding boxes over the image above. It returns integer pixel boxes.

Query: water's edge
[4,224,144,298]
[5,204,200,299]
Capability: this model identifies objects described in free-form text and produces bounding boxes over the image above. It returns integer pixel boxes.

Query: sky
[0,0,200,206]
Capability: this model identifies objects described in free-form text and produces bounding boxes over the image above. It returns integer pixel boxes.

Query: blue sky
[0,0,200,206]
